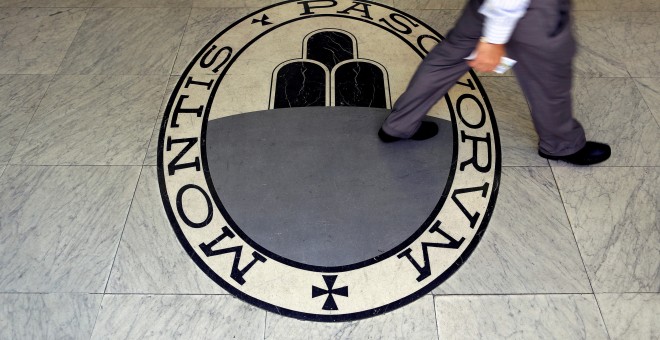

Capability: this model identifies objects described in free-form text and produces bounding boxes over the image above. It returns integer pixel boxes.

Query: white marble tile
[607,12,660,78]
[573,0,660,12]
[172,8,253,75]
[597,293,660,340]
[435,295,609,340]
[93,0,192,7]
[192,0,294,7]
[393,0,465,10]
[0,0,94,6]
[553,167,659,293]
[58,8,189,75]
[567,77,660,167]
[0,165,141,292]
[369,0,396,6]
[635,78,660,124]
[0,165,5,177]
[265,296,437,339]
[479,77,548,166]
[91,294,265,339]
[11,75,167,165]
[434,167,591,294]
[0,0,94,7]
[106,167,226,294]
[144,77,177,166]
[404,9,461,38]
[0,8,87,74]
[0,75,51,164]
[573,12,629,78]
[0,293,102,340]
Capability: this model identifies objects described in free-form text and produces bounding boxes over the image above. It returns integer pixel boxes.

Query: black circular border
[202,18,456,273]
[158,0,502,322]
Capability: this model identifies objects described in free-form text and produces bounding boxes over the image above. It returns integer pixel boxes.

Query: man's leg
[381,0,484,139]
[506,0,586,156]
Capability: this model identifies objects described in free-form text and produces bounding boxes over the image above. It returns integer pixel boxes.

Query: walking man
[378,0,611,166]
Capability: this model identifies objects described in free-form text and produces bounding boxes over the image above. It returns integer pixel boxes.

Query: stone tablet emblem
[159,0,500,321]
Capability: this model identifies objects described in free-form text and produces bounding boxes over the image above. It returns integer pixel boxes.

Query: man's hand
[468,41,506,73]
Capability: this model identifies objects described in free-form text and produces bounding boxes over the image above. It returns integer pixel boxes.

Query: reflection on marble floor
[0,0,658,338]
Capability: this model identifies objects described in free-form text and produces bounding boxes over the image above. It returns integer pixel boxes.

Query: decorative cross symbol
[251,14,273,26]
[312,275,348,310]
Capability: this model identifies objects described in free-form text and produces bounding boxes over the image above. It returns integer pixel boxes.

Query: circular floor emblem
[159,0,500,321]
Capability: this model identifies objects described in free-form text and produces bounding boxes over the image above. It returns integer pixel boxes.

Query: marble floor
[0,0,658,339]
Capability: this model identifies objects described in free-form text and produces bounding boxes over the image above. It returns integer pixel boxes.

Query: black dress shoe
[539,141,611,165]
[378,121,439,143]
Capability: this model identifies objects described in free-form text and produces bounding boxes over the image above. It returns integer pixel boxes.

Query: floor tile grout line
[52,7,89,77]
[4,163,660,168]
[263,311,268,340]
[431,292,660,297]
[6,164,156,167]
[548,165,613,340]
[432,292,597,297]
[512,165,660,168]
[137,5,192,166]
[611,16,636,82]
[4,7,90,165]
[632,80,660,129]
[592,294,613,340]
[101,165,145,295]
[141,79,173,166]
[87,291,106,340]
[167,6,193,78]
[0,5,654,335]
[431,292,626,298]
[5,75,55,165]
[1,291,657,296]
[432,295,441,340]
[0,292,234,295]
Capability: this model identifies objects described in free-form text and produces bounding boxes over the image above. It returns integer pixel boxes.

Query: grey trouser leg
[507,0,586,156]
[382,0,586,156]
[381,0,483,138]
